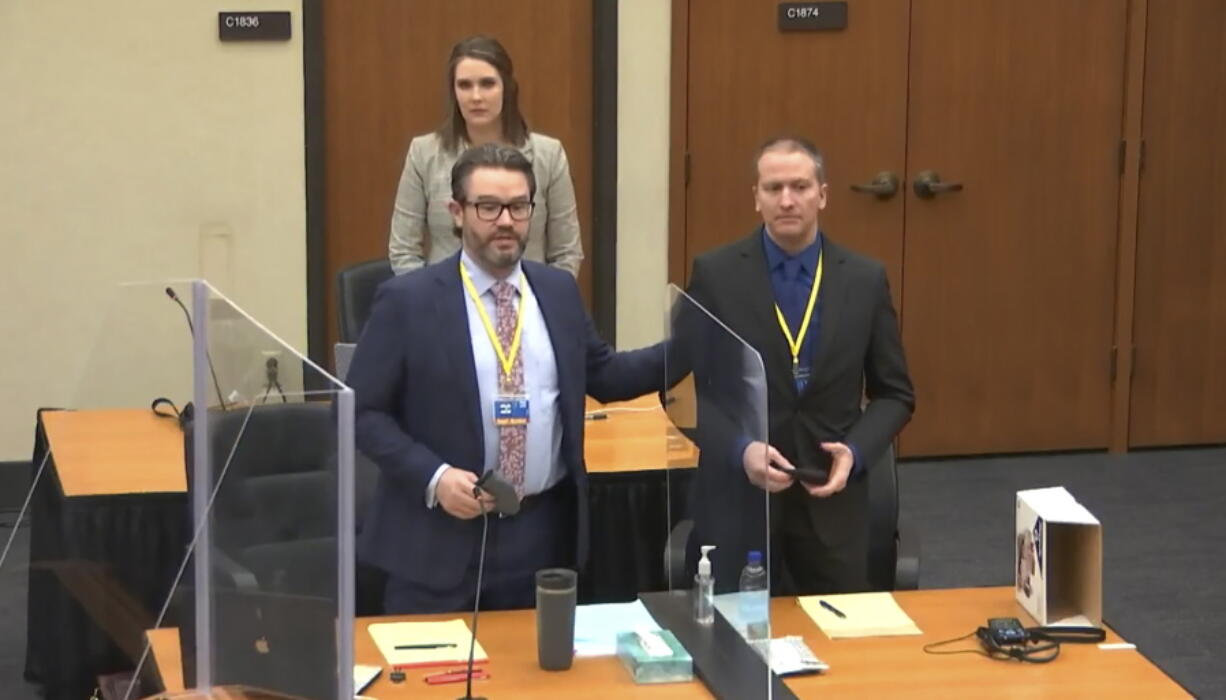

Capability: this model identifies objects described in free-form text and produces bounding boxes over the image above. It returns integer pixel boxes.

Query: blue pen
[819,600,846,619]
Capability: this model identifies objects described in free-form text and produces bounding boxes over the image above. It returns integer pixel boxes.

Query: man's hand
[436,467,496,520]
[742,441,797,493]
[802,442,853,498]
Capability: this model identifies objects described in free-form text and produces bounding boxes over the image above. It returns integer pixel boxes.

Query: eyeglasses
[462,199,535,222]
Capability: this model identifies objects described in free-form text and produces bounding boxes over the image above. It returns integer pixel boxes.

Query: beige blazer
[388,132,584,276]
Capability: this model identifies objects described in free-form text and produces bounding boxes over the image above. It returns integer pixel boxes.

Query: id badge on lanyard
[776,250,824,394]
[460,263,533,426]
[494,394,530,425]
[792,363,811,393]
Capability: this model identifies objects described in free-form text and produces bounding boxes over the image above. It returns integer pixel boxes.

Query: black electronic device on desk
[925,616,1106,664]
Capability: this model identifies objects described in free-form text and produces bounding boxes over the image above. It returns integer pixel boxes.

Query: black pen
[395,642,458,650]
[819,600,847,619]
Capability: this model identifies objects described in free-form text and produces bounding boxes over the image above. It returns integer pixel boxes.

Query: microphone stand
[165,287,228,411]
[460,488,491,700]
[261,357,288,404]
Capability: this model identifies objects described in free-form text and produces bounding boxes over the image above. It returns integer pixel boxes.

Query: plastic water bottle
[739,550,769,653]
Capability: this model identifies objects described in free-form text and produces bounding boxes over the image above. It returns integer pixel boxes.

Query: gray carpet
[900,446,1224,698]
[1,447,1220,698]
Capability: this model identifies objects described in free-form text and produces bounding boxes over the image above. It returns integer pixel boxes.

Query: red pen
[423,668,490,685]
[393,660,488,673]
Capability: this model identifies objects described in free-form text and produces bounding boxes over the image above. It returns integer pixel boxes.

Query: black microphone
[458,472,519,700]
[164,287,229,412]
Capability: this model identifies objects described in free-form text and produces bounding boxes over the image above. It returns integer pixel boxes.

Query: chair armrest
[663,519,694,589]
[894,518,921,590]
[211,548,259,592]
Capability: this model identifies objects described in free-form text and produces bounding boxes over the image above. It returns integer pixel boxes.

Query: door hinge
[1118,140,1126,174]
[1109,346,1118,381]
[1138,139,1147,174]
[1130,345,1137,379]
[684,152,692,186]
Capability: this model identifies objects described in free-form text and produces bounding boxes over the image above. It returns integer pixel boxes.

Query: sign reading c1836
[218,11,292,41]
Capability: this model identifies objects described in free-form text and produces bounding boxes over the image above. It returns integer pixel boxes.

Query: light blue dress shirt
[426,251,564,506]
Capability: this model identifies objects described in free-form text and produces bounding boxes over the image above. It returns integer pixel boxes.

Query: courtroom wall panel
[321,0,593,354]
[0,1,307,461]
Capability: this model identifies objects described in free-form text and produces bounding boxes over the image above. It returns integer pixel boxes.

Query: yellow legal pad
[798,592,923,639]
[367,619,489,668]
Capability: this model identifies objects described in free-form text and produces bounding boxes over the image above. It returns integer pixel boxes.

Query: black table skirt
[583,468,694,603]
[22,409,692,698]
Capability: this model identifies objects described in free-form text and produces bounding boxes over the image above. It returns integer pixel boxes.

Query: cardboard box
[1015,487,1102,626]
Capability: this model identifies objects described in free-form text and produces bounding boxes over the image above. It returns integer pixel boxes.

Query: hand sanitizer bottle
[694,545,716,625]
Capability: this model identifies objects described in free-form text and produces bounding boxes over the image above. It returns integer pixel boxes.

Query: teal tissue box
[615,629,693,684]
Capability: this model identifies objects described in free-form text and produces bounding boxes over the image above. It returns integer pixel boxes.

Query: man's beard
[471,227,526,269]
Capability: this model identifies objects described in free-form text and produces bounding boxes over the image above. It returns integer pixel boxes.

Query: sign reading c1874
[778,2,848,32]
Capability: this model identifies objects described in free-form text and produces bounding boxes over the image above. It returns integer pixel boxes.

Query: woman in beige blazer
[388,36,584,276]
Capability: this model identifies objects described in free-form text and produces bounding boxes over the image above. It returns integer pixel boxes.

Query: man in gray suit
[684,136,915,594]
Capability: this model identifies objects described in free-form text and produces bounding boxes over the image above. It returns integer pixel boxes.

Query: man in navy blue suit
[347,143,665,613]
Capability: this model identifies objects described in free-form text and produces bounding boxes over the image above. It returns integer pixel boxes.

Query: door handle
[913,170,964,199]
[849,171,900,200]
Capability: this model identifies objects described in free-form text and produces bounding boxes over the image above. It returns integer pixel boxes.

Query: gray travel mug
[535,568,578,671]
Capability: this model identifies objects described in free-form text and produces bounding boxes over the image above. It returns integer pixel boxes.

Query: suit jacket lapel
[734,229,795,396]
[434,254,484,448]
[807,237,849,391]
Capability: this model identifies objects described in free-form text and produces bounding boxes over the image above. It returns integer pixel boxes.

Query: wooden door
[322,0,593,352]
[683,0,911,295]
[899,0,1128,455]
[1129,0,1226,446]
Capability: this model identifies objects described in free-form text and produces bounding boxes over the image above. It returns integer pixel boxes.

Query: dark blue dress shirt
[762,229,823,379]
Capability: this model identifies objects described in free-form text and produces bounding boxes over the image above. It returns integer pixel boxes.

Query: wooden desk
[40,398,689,496]
[42,408,186,496]
[583,395,697,474]
[146,586,1187,699]
[774,587,1186,699]
[145,628,184,694]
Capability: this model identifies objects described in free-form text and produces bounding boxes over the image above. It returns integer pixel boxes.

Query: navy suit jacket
[347,253,665,589]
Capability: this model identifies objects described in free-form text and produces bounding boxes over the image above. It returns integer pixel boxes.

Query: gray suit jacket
[388,132,584,276]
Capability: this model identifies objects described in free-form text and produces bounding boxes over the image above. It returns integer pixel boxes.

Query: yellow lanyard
[773,250,824,371]
[460,263,527,382]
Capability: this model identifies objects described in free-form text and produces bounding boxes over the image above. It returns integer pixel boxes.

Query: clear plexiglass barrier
[663,284,774,699]
[0,280,354,700]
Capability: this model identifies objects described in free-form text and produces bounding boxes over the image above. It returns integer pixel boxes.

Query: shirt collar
[460,249,524,297]
[762,228,823,273]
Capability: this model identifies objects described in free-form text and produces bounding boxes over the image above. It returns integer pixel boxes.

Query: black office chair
[663,445,920,591]
[866,445,920,590]
[202,403,340,599]
[336,258,394,343]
